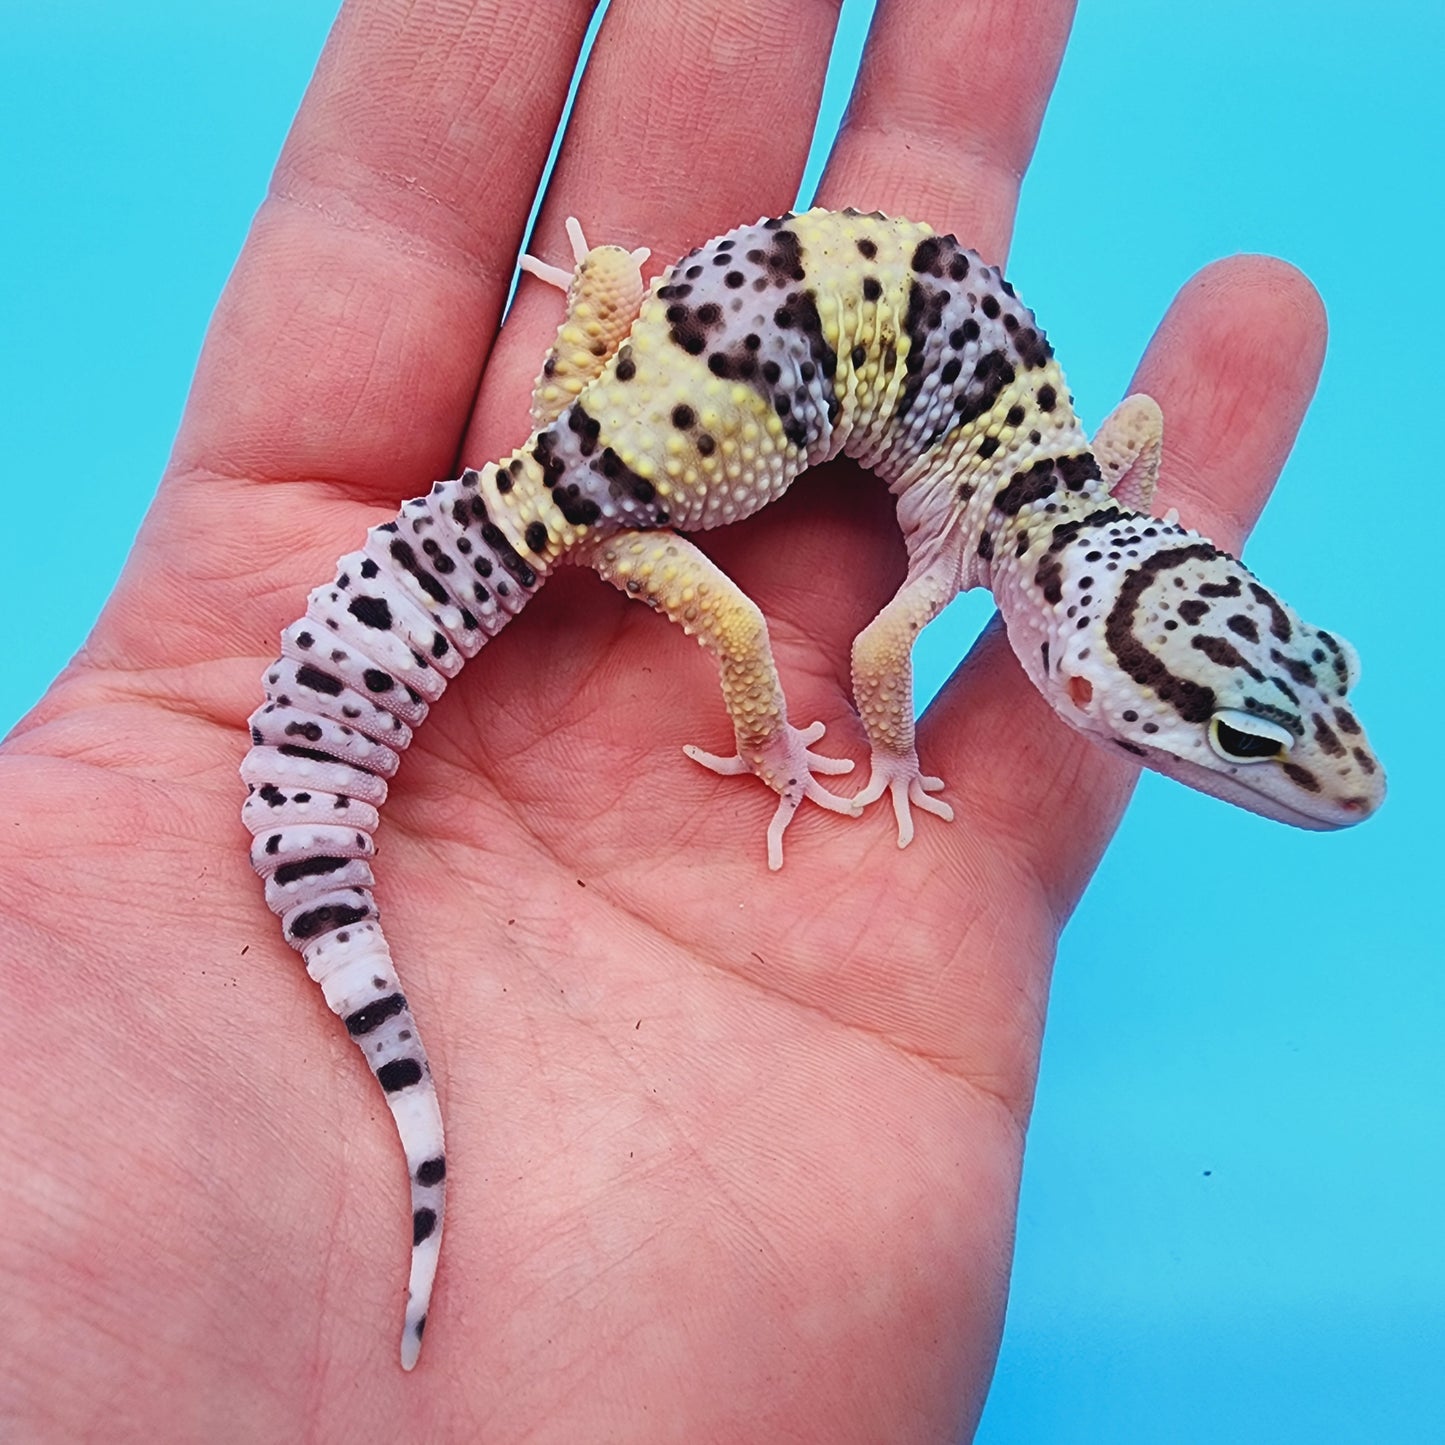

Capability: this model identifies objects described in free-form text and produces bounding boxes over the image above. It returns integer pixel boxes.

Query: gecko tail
[240,795,450,1367]
[240,463,554,1366]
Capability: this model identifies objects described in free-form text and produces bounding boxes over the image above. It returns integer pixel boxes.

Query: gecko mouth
[1140,748,1384,830]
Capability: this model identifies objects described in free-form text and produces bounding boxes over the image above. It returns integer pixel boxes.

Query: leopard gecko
[240,208,1385,1368]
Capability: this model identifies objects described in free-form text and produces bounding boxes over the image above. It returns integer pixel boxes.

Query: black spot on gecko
[388,540,448,604]
[413,1208,437,1245]
[524,521,548,554]
[289,901,370,940]
[672,404,695,430]
[955,351,1016,429]
[377,1058,423,1093]
[346,595,393,630]
[258,784,285,807]
[533,431,566,493]
[856,238,877,259]
[1270,648,1318,688]
[416,1156,446,1187]
[1191,634,1265,682]
[345,992,407,1036]
[994,458,1056,514]
[1311,714,1346,757]
[1178,599,1210,625]
[566,404,602,458]
[273,855,351,886]
[295,664,344,696]
[1281,762,1321,793]
[277,745,379,779]
[911,237,943,274]
[1035,553,1064,605]
[1013,326,1053,369]
[1055,453,1101,492]
[479,522,538,586]
[1227,614,1260,643]
[596,447,656,510]
[1198,575,1243,599]
[863,276,882,302]
[1248,583,1292,642]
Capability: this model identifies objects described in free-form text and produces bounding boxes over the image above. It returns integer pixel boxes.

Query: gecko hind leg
[1091,392,1163,513]
[583,530,860,871]
[519,216,652,427]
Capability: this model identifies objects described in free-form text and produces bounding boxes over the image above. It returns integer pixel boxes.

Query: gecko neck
[984,480,1150,696]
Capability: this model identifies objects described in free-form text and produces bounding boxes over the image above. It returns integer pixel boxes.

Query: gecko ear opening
[1066,674,1093,709]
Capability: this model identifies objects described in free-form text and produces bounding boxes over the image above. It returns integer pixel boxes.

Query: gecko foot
[685,720,860,871]
[853,750,954,849]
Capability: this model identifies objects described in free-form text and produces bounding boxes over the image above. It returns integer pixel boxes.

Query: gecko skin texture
[240,208,1385,1368]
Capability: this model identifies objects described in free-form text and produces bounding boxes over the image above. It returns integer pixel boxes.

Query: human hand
[0,0,1326,1439]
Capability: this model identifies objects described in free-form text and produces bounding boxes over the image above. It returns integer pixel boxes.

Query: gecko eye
[1208,709,1294,763]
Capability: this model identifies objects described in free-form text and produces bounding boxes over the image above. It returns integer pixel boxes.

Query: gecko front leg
[582,530,859,870]
[850,559,958,847]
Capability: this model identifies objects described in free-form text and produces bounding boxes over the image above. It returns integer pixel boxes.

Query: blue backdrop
[4,2,1439,1438]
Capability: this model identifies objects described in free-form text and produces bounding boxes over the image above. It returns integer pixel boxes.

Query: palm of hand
[1,3,1327,1440]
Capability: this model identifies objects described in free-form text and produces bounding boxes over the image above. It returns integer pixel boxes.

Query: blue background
[4,2,1440,1438]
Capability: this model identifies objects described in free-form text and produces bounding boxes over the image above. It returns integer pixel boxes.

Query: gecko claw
[854,751,954,848]
[685,720,861,868]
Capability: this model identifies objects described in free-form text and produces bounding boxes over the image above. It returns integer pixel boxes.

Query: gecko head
[1035,518,1385,828]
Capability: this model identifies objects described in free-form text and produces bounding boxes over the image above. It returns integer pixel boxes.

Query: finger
[817,0,1076,261]
[1125,256,1329,552]
[170,0,597,495]
[90,2,599,676]
[466,0,848,457]
[920,255,1329,914]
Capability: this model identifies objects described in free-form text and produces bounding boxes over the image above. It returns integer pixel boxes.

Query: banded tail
[240,463,554,1367]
